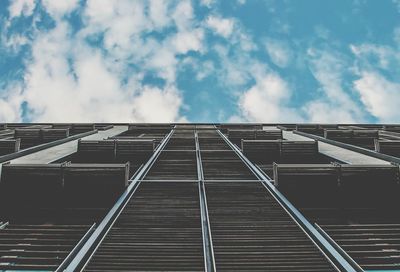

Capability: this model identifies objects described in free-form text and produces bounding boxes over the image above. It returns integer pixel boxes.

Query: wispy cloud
[8,0,35,18]
[349,27,400,122]
[41,0,79,18]
[304,48,364,122]
[238,72,302,122]
[205,15,234,38]
[354,71,400,122]
[264,38,292,68]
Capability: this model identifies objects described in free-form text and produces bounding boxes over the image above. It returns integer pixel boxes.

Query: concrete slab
[318,141,389,164]
[10,126,128,164]
[282,130,314,141]
[283,130,389,165]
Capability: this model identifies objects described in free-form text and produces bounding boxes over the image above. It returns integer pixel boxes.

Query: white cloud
[82,0,149,58]
[3,0,275,123]
[132,86,185,122]
[172,0,194,31]
[205,16,234,38]
[305,48,363,122]
[303,101,358,123]
[213,44,250,86]
[23,43,183,122]
[200,0,215,8]
[304,40,400,123]
[350,33,400,123]
[9,0,386,124]
[0,1,190,123]
[42,0,79,18]
[146,47,178,83]
[171,29,204,54]
[80,0,202,84]
[82,0,118,25]
[350,44,400,70]
[148,0,171,29]
[265,39,292,68]
[183,58,215,81]
[238,73,302,122]
[353,71,400,122]
[0,85,23,122]
[237,31,257,52]
[8,0,35,18]
[1,33,29,52]
[212,41,260,89]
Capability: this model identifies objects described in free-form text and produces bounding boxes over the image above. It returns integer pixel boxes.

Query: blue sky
[0,0,399,123]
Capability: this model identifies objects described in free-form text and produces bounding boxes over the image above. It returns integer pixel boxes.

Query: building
[0,123,399,271]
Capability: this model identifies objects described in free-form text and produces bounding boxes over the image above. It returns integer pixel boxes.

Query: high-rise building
[0,123,399,271]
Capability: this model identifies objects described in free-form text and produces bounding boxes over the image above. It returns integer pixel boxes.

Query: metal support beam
[195,130,216,272]
[216,129,362,272]
[56,223,97,272]
[315,223,363,272]
[63,129,174,272]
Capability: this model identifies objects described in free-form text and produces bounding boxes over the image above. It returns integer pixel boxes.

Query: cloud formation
[8,0,35,18]
[304,48,364,122]
[264,39,292,68]
[1,0,200,122]
[205,16,234,38]
[354,72,400,123]
[238,73,301,122]
[0,0,399,123]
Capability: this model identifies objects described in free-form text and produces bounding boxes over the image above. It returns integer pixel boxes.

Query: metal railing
[195,130,216,272]
[63,129,175,271]
[216,128,362,272]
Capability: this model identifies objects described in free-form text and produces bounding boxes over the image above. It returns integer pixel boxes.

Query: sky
[0,0,399,123]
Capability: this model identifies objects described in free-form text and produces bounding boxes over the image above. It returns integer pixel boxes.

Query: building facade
[0,123,399,271]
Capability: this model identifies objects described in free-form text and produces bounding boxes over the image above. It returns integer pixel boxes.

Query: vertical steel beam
[0,221,9,229]
[55,223,97,272]
[63,129,175,272]
[195,130,216,272]
[216,129,362,272]
[315,223,364,271]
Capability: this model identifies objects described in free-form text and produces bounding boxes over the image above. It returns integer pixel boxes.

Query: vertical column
[214,128,360,272]
[195,130,216,272]
[65,129,175,271]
